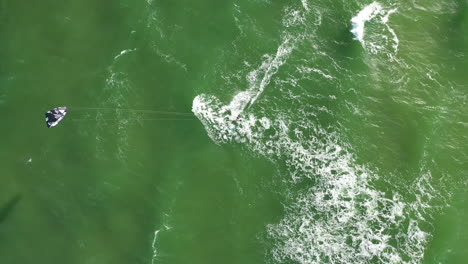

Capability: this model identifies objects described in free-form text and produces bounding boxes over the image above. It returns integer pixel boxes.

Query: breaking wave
[351,2,399,55]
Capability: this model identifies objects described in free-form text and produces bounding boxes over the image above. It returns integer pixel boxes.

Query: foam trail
[351,2,383,42]
[192,36,294,135]
[300,0,310,12]
[151,229,161,264]
[114,48,137,60]
[243,38,294,114]
[383,8,399,52]
[95,64,134,161]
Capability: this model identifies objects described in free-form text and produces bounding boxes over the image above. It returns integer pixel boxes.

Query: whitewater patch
[194,85,440,263]
[194,88,439,263]
[267,161,437,264]
[351,2,399,54]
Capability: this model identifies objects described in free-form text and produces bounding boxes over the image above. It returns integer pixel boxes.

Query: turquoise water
[0,0,467,263]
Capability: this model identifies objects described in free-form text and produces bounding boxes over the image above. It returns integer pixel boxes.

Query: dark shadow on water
[0,194,22,224]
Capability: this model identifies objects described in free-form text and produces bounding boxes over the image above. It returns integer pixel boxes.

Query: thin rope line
[67,106,194,116]
[70,118,198,121]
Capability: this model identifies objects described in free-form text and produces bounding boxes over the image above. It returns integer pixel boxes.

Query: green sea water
[0,0,467,263]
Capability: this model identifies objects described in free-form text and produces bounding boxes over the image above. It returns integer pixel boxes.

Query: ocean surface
[0,0,467,263]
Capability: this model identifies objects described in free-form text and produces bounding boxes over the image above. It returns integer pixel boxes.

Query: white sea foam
[196,82,440,262]
[268,160,437,264]
[297,66,334,79]
[151,229,161,264]
[300,0,310,12]
[194,90,439,263]
[114,48,137,60]
[381,8,396,23]
[154,46,187,72]
[283,6,307,27]
[351,2,384,42]
[192,3,440,264]
[351,3,399,54]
